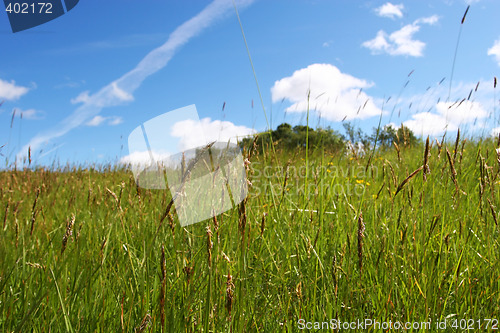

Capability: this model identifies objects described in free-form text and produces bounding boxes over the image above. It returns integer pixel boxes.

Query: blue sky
[0,0,499,167]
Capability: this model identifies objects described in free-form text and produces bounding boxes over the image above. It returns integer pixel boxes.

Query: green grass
[1,137,500,332]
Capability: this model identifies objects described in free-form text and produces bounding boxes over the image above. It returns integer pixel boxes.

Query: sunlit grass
[1,135,499,332]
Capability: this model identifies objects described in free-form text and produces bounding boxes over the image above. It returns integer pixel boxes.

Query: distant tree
[314,127,345,151]
[371,124,419,148]
[291,125,313,148]
[343,122,371,148]
[274,123,292,138]
[240,122,344,153]
[372,125,397,148]
[396,125,419,147]
[343,122,357,144]
[272,123,293,147]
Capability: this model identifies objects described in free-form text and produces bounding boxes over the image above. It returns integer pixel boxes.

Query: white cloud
[375,3,404,19]
[404,100,488,136]
[0,79,29,101]
[121,117,254,169]
[86,115,124,126]
[436,100,488,124]
[120,150,174,168]
[362,16,439,57]
[171,117,256,151]
[362,31,390,53]
[404,112,457,136]
[415,15,439,25]
[271,63,382,121]
[393,79,500,137]
[18,0,256,162]
[363,25,423,57]
[488,39,500,66]
[491,127,500,137]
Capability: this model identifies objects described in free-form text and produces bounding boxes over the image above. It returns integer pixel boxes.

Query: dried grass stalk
[30,188,40,236]
[134,313,151,333]
[453,129,460,162]
[393,141,401,163]
[446,147,458,188]
[394,165,424,197]
[206,226,213,268]
[423,136,431,182]
[487,199,498,226]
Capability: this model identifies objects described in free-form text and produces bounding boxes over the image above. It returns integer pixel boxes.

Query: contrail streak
[17,0,255,162]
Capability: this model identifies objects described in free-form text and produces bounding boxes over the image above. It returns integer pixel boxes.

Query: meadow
[1,129,499,332]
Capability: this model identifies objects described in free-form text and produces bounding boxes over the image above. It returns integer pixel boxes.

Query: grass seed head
[461,5,470,24]
[134,313,151,333]
[261,212,267,236]
[453,129,460,162]
[357,213,365,272]
[225,271,235,317]
[296,281,303,300]
[423,136,431,182]
[393,141,401,162]
[446,147,458,188]
[61,215,75,254]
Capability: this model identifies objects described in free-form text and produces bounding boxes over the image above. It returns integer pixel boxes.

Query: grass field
[1,132,499,332]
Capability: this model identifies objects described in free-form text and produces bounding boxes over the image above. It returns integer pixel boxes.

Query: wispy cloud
[322,40,332,48]
[0,78,30,101]
[54,78,86,89]
[375,3,404,19]
[414,16,439,25]
[70,91,91,104]
[488,39,500,66]
[18,0,256,162]
[86,115,123,126]
[12,108,45,120]
[109,116,124,125]
[271,63,383,121]
[46,33,170,55]
[362,16,439,57]
[38,143,65,159]
[86,115,106,126]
